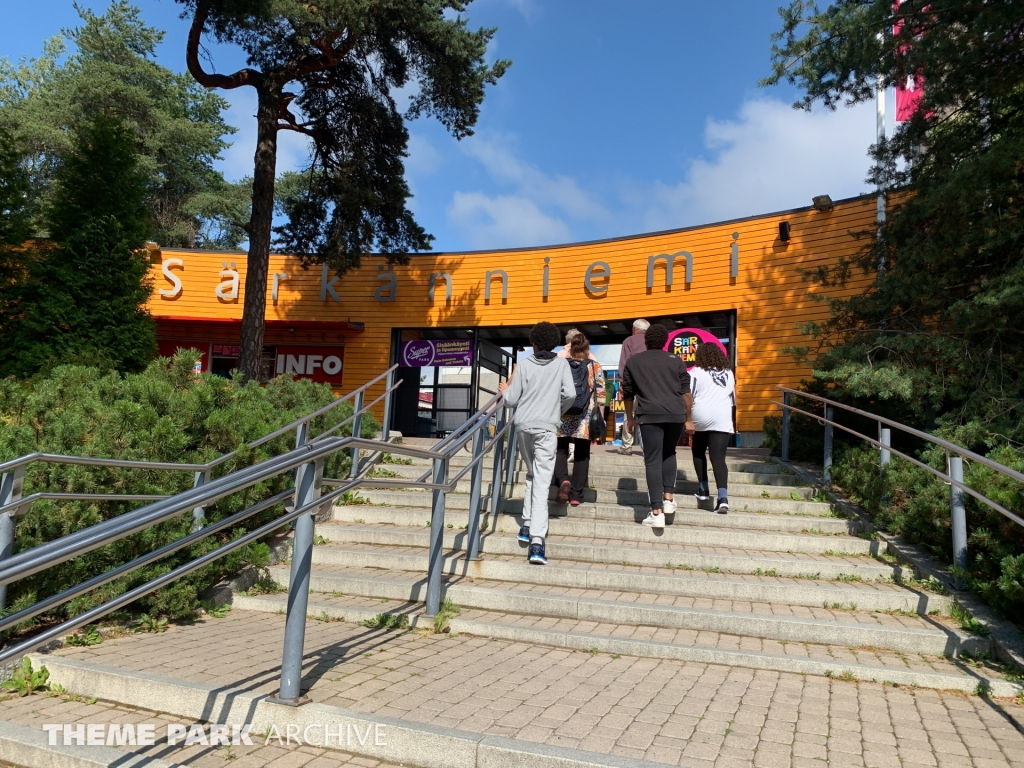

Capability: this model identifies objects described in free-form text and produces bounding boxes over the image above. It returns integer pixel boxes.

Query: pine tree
[177,0,510,381]
[0,115,156,377]
[763,0,1024,445]
[0,125,33,351]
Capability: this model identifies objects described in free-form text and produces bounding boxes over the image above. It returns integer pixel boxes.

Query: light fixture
[812,194,834,212]
[600,325,608,329]
[779,221,791,242]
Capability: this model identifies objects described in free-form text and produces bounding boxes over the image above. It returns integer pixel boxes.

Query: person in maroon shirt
[616,319,649,454]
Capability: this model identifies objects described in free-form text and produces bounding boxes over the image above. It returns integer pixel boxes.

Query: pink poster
[664,328,729,370]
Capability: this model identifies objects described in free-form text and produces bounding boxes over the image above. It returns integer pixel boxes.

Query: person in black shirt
[621,324,694,528]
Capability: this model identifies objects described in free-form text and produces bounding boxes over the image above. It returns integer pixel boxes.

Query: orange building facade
[147,194,876,445]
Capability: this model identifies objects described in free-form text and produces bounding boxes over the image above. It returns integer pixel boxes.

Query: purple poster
[401,339,474,367]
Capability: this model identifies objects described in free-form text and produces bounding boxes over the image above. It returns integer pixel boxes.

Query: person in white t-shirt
[688,343,736,513]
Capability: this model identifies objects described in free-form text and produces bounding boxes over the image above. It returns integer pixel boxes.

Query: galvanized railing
[0,366,400,609]
[775,387,1024,587]
[0,371,514,707]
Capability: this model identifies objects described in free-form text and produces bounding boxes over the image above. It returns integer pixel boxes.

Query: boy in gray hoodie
[498,322,576,565]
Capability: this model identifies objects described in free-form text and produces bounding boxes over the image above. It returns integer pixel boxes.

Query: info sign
[400,339,474,367]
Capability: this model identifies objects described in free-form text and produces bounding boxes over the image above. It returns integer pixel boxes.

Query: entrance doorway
[387,311,736,440]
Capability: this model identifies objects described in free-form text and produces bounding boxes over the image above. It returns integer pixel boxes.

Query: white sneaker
[662,498,677,516]
[642,511,666,528]
[693,491,710,502]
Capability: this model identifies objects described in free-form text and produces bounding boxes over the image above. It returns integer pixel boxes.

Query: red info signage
[275,346,345,385]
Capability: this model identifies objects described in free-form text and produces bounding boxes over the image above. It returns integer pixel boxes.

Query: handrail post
[425,457,448,617]
[781,391,791,461]
[823,405,834,487]
[0,468,24,610]
[466,428,486,561]
[190,470,210,532]
[504,421,518,494]
[273,450,322,706]
[488,409,507,521]
[349,390,364,478]
[381,368,395,442]
[950,455,968,589]
[879,426,891,506]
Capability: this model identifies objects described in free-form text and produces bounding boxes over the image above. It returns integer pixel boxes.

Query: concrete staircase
[235,445,1020,697]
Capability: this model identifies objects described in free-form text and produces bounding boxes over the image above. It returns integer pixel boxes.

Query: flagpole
[876,33,887,276]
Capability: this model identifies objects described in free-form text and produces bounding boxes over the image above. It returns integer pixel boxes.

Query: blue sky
[0,0,894,253]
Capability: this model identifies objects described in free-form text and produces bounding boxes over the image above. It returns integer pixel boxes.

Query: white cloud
[443,97,878,250]
[449,191,570,249]
[217,89,312,182]
[474,0,537,20]
[445,134,607,248]
[634,98,875,230]
[406,133,443,177]
[463,136,607,220]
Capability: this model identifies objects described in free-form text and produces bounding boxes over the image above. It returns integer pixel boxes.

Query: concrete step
[316,521,886,562]
[266,566,982,657]
[371,463,811,494]
[332,505,859,536]
[314,524,901,580]
[405,452,790,476]
[0,719,179,768]
[411,450,778,475]
[307,544,950,614]
[231,591,1018,696]
[31,655,670,768]
[372,462,811,493]
[349,489,836,519]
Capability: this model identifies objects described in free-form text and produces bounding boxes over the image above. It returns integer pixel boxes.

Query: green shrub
[0,350,379,635]
[831,443,1024,621]
[763,412,824,462]
[1,658,50,697]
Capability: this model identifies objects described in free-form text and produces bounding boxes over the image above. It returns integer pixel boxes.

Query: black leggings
[554,437,591,502]
[639,422,683,511]
[691,431,730,493]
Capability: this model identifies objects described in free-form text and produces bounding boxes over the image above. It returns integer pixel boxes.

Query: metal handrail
[775,386,1024,588]
[0,374,516,707]
[772,398,1024,530]
[776,387,1024,486]
[0,365,399,477]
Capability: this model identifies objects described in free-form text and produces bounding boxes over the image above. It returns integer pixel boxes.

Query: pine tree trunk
[238,86,280,382]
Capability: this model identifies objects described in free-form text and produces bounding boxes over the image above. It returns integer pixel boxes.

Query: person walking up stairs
[621,323,694,528]
[498,321,576,564]
[689,341,737,514]
[616,318,649,455]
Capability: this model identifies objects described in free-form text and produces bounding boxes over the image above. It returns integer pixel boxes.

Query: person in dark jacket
[621,324,694,528]
[616,319,649,454]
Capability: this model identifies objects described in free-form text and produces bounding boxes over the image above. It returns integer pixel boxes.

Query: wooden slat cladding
[147,196,877,432]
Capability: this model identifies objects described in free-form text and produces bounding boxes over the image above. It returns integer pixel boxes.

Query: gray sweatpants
[516,427,556,544]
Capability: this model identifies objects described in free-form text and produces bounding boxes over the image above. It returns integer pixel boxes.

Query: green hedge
[0,350,378,629]
[832,444,1024,620]
[765,414,1024,621]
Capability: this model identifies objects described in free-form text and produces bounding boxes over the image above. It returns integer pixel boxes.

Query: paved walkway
[40,611,1024,768]
[0,689,399,767]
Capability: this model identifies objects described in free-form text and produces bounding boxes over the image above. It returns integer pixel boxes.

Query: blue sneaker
[528,543,547,565]
[517,525,530,543]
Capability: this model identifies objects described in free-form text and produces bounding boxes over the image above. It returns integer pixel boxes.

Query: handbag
[589,407,606,440]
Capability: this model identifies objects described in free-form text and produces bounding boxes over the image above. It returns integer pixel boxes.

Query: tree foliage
[0,1,248,249]
[0,115,156,377]
[764,0,1024,445]
[0,350,378,626]
[177,0,510,380]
